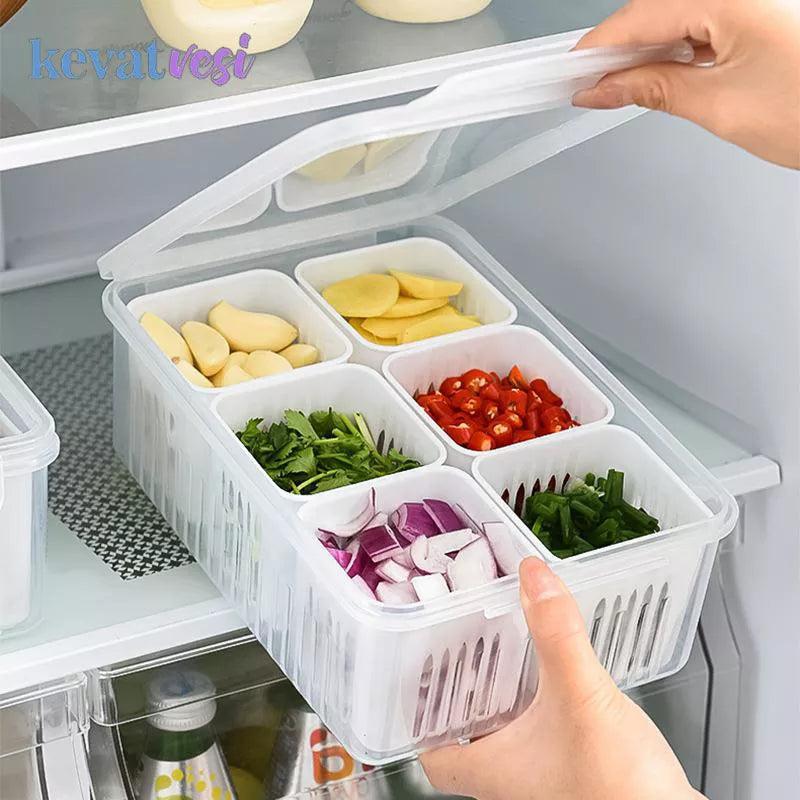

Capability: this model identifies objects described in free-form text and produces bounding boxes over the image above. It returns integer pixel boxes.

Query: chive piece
[620,500,660,531]
[572,537,595,555]
[570,499,600,523]
[606,469,624,508]
[584,472,596,487]
[559,503,574,545]
[552,549,574,559]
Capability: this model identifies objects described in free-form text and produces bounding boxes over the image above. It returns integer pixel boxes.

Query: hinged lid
[98,37,692,282]
[0,356,59,479]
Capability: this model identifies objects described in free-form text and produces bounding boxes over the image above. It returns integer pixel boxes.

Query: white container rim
[123,268,354,396]
[472,424,720,565]
[294,236,519,355]
[383,324,615,459]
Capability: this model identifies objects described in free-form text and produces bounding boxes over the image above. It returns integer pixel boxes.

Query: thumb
[572,62,720,130]
[519,558,613,702]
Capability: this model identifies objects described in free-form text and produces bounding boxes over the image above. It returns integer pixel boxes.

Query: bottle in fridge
[135,669,238,800]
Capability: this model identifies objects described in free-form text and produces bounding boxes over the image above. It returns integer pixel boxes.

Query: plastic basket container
[0,357,59,638]
[384,325,615,469]
[209,364,448,511]
[473,425,721,685]
[295,237,518,369]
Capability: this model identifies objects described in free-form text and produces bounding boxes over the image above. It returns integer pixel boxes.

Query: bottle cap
[145,669,217,732]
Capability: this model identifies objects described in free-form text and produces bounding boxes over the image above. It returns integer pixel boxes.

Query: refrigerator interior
[0,76,795,797]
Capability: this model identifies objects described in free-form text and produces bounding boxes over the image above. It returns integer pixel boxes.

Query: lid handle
[414,41,694,121]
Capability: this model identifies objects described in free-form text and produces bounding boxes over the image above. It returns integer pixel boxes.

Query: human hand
[572,0,800,168]
[421,558,705,800]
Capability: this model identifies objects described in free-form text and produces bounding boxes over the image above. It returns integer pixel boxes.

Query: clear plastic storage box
[0,357,59,638]
[97,38,738,763]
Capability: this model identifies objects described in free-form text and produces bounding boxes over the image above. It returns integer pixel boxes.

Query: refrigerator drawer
[0,673,91,800]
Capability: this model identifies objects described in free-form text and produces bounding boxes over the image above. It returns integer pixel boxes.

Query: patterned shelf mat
[8,334,194,580]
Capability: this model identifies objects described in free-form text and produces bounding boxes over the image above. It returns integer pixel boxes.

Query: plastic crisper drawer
[0,674,91,800]
[0,357,59,638]
[97,41,736,763]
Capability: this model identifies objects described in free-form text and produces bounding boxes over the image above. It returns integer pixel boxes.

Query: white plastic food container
[97,39,728,764]
[210,363,447,510]
[355,0,492,24]
[473,425,720,684]
[384,325,615,469]
[0,357,59,637]
[296,237,518,370]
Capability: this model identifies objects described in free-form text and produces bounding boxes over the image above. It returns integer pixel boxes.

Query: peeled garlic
[213,364,254,388]
[181,320,230,377]
[243,351,294,378]
[279,344,320,368]
[140,312,193,364]
[211,352,249,387]
[172,358,214,388]
[208,301,298,353]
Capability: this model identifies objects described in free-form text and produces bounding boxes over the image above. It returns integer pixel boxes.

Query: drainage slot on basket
[462,638,485,724]
[445,644,467,729]
[627,585,654,675]
[643,583,670,670]
[413,655,435,739]
[590,599,607,653]
[511,638,536,718]
[609,591,638,677]
[476,634,502,720]
[600,596,623,670]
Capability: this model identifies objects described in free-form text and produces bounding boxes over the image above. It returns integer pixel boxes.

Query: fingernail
[519,558,563,605]
[573,82,627,109]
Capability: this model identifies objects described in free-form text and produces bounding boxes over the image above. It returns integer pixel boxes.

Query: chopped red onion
[483,521,519,578]
[345,544,365,577]
[376,581,418,605]
[366,511,389,529]
[361,563,382,593]
[327,548,352,570]
[411,573,450,601]
[390,502,439,542]
[360,525,402,563]
[393,546,415,570]
[430,528,479,555]
[376,559,413,584]
[351,575,375,599]
[447,538,498,591]
[423,499,464,533]
[410,535,452,574]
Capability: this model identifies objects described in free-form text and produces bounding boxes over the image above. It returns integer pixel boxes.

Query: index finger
[576,0,713,50]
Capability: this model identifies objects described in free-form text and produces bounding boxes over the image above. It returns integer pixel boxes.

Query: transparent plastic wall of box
[0,675,89,800]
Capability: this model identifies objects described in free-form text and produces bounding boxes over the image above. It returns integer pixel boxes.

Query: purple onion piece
[325,487,377,539]
[483,521,520,578]
[376,559,413,584]
[453,504,482,535]
[410,536,452,575]
[360,525,402,563]
[447,538,498,592]
[376,581,418,605]
[430,528,479,555]
[423,499,464,533]
[361,563,382,593]
[352,575,375,599]
[391,502,439,542]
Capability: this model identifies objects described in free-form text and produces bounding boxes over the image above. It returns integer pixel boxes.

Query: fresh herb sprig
[522,469,660,558]
[237,408,421,495]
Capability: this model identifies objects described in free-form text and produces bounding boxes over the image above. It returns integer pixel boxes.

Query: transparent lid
[0,356,59,479]
[98,37,693,282]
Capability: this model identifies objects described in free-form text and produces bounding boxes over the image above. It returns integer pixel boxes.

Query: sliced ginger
[379,296,448,319]
[399,313,481,344]
[389,270,463,300]
[361,305,457,340]
[323,274,399,318]
[349,318,397,346]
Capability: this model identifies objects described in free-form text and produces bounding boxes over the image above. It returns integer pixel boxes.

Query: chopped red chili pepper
[439,376,463,397]
[461,369,493,394]
[480,383,500,402]
[483,400,501,421]
[487,420,514,447]
[444,421,475,446]
[451,389,482,415]
[468,431,495,451]
[531,378,563,407]
[513,430,537,444]
[508,365,528,389]
[500,388,528,415]
[501,411,524,430]
[524,408,540,433]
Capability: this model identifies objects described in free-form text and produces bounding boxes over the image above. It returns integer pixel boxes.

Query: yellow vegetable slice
[348,318,397,346]
[389,270,464,300]
[362,305,457,339]
[295,144,368,182]
[323,274,399,318]
[399,314,481,344]
[379,296,449,319]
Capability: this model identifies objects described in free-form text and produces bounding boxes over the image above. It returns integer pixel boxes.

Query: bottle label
[136,744,236,800]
